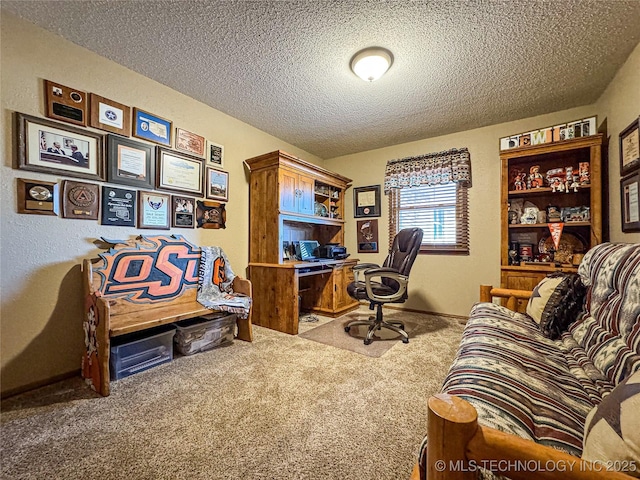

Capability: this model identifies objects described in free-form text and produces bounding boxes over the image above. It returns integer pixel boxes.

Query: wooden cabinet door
[279,168,298,213]
[501,270,546,312]
[298,174,315,216]
[333,264,347,310]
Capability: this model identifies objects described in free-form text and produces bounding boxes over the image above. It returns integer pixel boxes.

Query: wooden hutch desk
[245,150,359,334]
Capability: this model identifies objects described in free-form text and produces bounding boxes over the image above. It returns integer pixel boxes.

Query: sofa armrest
[425,394,636,480]
[480,285,533,312]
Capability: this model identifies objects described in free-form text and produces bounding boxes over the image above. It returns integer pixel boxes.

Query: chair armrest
[352,263,380,282]
[363,268,408,303]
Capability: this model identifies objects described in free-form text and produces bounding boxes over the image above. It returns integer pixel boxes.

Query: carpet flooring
[1,306,465,480]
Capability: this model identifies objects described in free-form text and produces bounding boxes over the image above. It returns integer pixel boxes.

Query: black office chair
[344,227,423,345]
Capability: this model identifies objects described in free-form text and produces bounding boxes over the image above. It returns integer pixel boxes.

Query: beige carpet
[1,306,464,480]
[299,310,419,357]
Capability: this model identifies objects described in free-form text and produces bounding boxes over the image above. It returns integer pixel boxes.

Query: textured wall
[0,14,321,395]
[595,42,640,243]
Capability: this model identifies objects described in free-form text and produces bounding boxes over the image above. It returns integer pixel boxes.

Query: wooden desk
[248,259,359,334]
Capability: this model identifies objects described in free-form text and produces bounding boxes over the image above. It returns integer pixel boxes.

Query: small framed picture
[196,200,226,229]
[206,140,224,167]
[172,195,196,228]
[621,172,640,233]
[45,80,88,126]
[17,178,59,215]
[354,185,381,218]
[175,128,205,157]
[132,108,172,146]
[16,112,103,181]
[156,147,204,196]
[206,167,229,201]
[89,94,131,136]
[106,135,155,189]
[138,190,170,230]
[620,116,640,176]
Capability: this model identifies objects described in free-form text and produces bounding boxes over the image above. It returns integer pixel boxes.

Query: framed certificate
[621,172,640,233]
[90,94,131,136]
[133,108,172,146]
[354,185,381,218]
[106,135,155,189]
[156,147,204,196]
[138,190,170,230]
[620,117,640,176]
[175,128,205,157]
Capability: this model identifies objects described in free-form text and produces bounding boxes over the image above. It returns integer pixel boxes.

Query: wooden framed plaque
[172,195,196,228]
[61,180,99,220]
[17,178,59,215]
[90,94,131,136]
[196,200,226,229]
[45,80,88,126]
[357,219,379,253]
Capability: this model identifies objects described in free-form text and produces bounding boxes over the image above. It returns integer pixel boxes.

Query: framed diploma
[175,128,205,157]
[206,167,229,201]
[17,178,59,215]
[61,180,99,220]
[156,147,204,196]
[620,117,640,176]
[138,190,170,230]
[45,80,87,126]
[354,185,381,218]
[172,195,196,228]
[89,94,131,136]
[621,172,640,233]
[101,186,136,227]
[106,135,155,189]
[16,112,103,181]
[132,108,172,146]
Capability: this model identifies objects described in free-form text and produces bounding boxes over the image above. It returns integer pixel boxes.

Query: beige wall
[0,14,322,396]
[595,42,640,243]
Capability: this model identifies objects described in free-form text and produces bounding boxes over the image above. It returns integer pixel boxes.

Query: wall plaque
[62,180,99,219]
[17,178,58,215]
[45,80,88,126]
[101,186,135,227]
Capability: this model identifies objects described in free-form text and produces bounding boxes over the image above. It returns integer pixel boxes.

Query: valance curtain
[383,147,472,193]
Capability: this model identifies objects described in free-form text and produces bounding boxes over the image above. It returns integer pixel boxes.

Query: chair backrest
[382,228,423,290]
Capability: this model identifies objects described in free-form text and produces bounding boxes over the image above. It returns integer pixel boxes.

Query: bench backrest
[89,235,201,310]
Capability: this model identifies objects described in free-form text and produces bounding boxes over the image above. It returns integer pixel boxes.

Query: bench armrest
[232,276,253,342]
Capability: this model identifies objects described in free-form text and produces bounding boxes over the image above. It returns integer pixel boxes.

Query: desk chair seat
[344,228,423,345]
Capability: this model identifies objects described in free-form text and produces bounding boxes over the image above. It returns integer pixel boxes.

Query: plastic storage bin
[174,312,236,355]
[109,325,176,380]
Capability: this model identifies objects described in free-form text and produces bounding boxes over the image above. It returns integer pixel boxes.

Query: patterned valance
[383,148,472,193]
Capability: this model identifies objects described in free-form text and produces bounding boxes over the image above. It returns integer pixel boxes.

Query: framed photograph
[357,219,379,253]
[196,200,226,229]
[138,190,170,230]
[156,147,204,196]
[89,94,131,136]
[175,128,205,157]
[354,185,381,218]
[132,108,172,146]
[621,172,640,233]
[620,117,640,176]
[61,180,99,220]
[17,178,59,215]
[45,80,88,126]
[15,112,103,181]
[172,195,196,228]
[106,135,155,188]
[101,186,136,227]
[206,167,229,201]
[206,140,224,167]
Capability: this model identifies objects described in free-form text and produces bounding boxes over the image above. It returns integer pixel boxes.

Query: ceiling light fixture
[350,47,393,82]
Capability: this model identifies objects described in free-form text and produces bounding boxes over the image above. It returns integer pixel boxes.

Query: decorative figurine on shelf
[550,177,564,192]
[570,175,580,192]
[508,241,520,265]
[529,165,544,188]
[579,162,590,184]
[564,166,574,193]
[521,206,538,224]
[514,172,527,190]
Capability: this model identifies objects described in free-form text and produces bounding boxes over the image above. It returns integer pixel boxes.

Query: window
[389,183,469,254]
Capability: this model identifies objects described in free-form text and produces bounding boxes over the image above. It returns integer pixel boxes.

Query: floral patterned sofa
[417,242,640,480]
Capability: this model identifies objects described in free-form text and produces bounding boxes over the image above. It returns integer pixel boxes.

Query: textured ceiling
[3,1,640,159]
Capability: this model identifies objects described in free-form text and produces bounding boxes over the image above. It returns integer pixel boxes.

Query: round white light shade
[350,47,393,82]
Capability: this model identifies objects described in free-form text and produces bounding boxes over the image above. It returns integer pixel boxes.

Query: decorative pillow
[582,370,640,477]
[526,272,586,339]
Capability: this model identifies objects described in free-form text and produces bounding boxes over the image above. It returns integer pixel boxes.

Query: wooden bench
[81,235,253,396]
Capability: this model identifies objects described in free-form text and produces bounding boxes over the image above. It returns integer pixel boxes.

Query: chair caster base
[364,338,372,345]
[344,326,351,332]
[402,337,409,344]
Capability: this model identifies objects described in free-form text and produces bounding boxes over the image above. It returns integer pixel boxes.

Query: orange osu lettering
[212,256,226,287]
